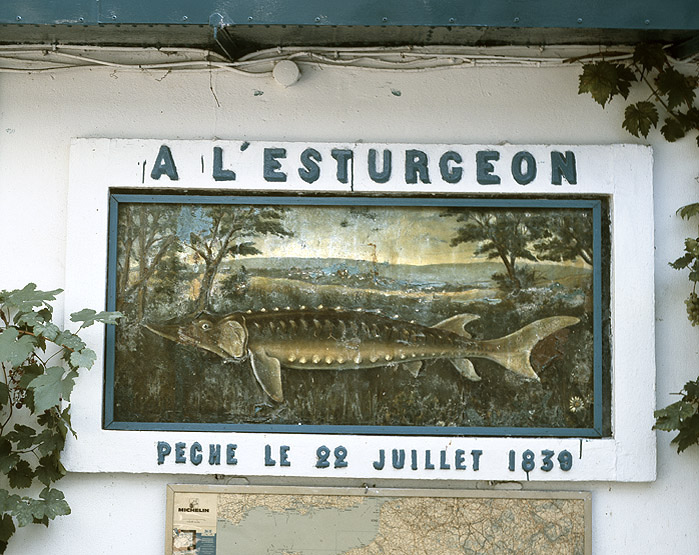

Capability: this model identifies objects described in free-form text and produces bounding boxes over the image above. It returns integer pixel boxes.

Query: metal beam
[0,1,697,30]
[669,35,699,60]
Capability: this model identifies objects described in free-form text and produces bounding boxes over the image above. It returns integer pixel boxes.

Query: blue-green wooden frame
[2,1,697,30]
[104,193,606,437]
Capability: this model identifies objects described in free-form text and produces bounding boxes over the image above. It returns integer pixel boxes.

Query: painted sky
[251,205,476,266]
[164,203,592,268]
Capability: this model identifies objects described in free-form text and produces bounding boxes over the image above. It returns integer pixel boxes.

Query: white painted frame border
[64,139,655,481]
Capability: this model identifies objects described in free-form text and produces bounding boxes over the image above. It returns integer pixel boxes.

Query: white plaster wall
[0,62,697,553]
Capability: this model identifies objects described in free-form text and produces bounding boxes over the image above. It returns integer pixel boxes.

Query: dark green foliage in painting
[441,209,593,292]
[219,266,250,305]
[175,205,292,311]
[147,246,196,316]
[0,284,120,553]
[534,212,593,265]
[116,205,179,318]
[441,210,549,291]
[577,43,699,146]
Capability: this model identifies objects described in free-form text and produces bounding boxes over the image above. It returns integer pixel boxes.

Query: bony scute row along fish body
[146,307,579,403]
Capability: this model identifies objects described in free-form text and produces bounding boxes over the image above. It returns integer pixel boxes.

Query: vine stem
[16,329,76,353]
[0,361,12,433]
[633,62,686,128]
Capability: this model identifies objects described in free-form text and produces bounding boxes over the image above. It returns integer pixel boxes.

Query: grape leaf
[36,410,59,427]
[22,389,36,414]
[632,42,667,73]
[0,328,35,366]
[69,349,95,370]
[0,439,20,474]
[33,322,60,342]
[38,488,70,520]
[686,238,699,255]
[7,461,33,489]
[623,101,658,138]
[0,284,61,313]
[614,65,636,99]
[677,203,699,220]
[17,364,42,389]
[53,331,85,352]
[661,117,687,142]
[27,367,65,412]
[17,312,46,327]
[32,515,49,528]
[12,500,34,527]
[6,425,36,450]
[685,107,699,128]
[60,407,76,439]
[670,252,695,270]
[35,454,65,486]
[683,379,699,399]
[69,309,122,327]
[59,370,78,402]
[579,61,629,106]
[655,68,697,110]
[33,430,65,458]
[0,514,15,542]
[673,413,699,453]
[653,400,696,431]
[0,490,21,513]
[0,383,8,408]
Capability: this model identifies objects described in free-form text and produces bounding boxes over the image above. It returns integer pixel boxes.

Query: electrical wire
[0,43,689,77]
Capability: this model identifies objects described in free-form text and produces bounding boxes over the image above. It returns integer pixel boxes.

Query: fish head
[145,312,248,360]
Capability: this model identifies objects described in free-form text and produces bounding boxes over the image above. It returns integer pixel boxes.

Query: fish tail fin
[479,316,579,380]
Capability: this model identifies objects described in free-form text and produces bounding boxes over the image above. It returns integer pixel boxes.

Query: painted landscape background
[110,199,605,433]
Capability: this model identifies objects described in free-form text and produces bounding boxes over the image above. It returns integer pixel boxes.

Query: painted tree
[443,210,548,290]
[116,205,178,317]
[178,205,292,311]
[533,212,593,265]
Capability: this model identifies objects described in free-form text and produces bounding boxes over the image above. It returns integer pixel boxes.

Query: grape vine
[577,43,699,453]
[654,204,699,452]
[0,285,120,552]
[576,43,698,146]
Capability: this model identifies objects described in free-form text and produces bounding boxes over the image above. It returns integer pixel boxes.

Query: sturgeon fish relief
[146,309,580,403]
[106,195,609,435]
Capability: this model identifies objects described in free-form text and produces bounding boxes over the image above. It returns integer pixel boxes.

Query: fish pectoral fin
[249,348,284,403]
[432,313,480,339]
[450,358,481,381]
[218,319,248,358]
[402,360,423,378]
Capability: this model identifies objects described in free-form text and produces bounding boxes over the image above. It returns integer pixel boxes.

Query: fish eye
[200,321,211,331]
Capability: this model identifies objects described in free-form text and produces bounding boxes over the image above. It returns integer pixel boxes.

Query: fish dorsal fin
[402,360,423,378]
[249,348,284,403]
[450,358,481,381]
[433,313,480,339]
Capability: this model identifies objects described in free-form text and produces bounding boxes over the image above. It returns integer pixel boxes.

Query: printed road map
[170,489,588,554]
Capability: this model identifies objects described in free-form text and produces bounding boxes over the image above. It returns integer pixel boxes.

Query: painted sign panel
[106,195,607,437]
[166,485,591,555]
[64,140,656,481]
